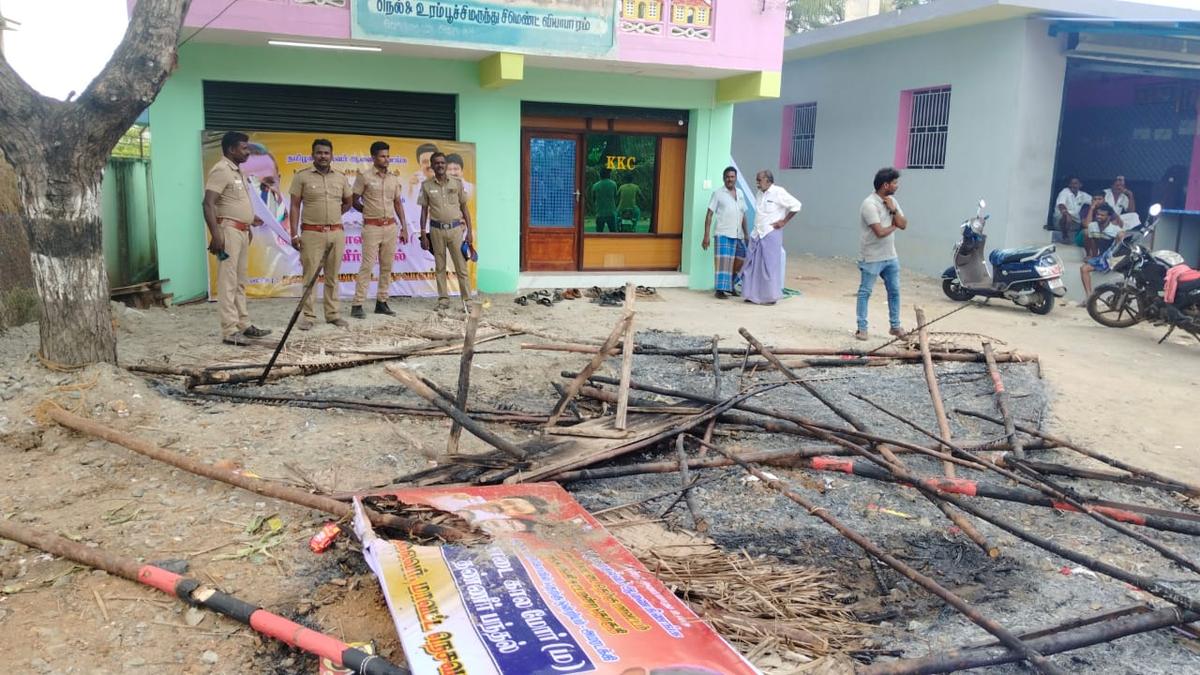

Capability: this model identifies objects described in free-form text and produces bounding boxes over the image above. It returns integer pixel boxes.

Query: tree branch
[70,0,193,159]
[0,53,53,166]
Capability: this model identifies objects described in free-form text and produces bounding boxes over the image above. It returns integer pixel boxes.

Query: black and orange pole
[0,519,408,675]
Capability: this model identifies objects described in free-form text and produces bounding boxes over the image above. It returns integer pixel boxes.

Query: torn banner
[352,483,758,675]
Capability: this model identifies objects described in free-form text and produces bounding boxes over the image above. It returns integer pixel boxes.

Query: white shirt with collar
[707,187,747,239]
[1103,188,1130,215]
[753,184,802,240]
[1055,188,1091,222]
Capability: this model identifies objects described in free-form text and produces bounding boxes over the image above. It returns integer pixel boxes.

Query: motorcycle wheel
[1086,284,1142,328]
[1026,285,1056,315]
[942,278,974,302]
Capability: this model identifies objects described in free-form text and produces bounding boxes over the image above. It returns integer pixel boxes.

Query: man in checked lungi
[701,166,750,299]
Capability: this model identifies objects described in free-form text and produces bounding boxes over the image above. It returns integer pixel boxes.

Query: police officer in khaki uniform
[351,141,409,319]
[288,138,353,330]
[418,152,473,311]
[203,131,272,346]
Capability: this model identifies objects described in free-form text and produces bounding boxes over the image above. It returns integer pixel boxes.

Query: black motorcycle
[1086,204,1200,344]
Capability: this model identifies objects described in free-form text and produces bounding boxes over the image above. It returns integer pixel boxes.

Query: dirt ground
[0,253,1198,674]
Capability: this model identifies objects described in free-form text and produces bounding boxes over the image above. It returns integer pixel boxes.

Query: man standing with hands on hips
[741,170,801,305]
[289,138,353,331]
[419,152,473,312]
[855,167,907,341]
[204,131,272,346]
[351,141,408,319]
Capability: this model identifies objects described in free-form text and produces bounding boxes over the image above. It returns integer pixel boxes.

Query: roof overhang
[784,0,1200,61]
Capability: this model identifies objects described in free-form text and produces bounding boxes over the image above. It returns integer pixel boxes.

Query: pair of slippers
[515,289,567,306]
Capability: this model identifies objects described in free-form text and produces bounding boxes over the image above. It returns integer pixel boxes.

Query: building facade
[733,0,1200,293]
[145,0,784,303]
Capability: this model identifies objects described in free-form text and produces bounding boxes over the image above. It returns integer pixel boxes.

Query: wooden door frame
[520,129,585,271]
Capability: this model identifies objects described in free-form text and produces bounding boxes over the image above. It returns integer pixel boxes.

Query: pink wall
[616,2,786,73]
[154,0,782,73]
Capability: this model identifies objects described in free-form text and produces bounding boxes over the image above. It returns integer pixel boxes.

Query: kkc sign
[351,0,617,56]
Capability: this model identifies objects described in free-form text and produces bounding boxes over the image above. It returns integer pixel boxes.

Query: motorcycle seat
[989,248,1042,266]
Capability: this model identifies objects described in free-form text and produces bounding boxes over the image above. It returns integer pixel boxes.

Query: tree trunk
[0,0,192,365]
[18,174,115,364]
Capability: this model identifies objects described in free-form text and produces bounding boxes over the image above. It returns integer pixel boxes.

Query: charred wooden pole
[187,388,549,424]
[521,342,1037,362]
[615,283,637,430]
[546,311,632,427]
[982,341,1026,460]
[956,409,1200,496]
[864,389,1200,566]
[998,457,1193,494]
[914,307,956,477]
[862,605,1199,675]
[849,396,1200,590]
[0,520,408,675]
[45,407,468,542]
[739,328,995,555]
[795,455,1200,536]
[738,327,868,431]
[387,365,527,460]
[676,435,707,532]
[704,444,1066,674]
[259,242,331,385]
[447,303,483,455]
[549,446,840,482]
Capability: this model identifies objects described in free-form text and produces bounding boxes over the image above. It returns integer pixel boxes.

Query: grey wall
[733,18,1068,277]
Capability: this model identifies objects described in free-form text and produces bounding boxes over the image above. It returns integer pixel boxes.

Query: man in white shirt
[1104,175,1136,218]
[1054,177,1090,241]
[741,170,801,305]
[856,167,908,341]
[701,166,749,299]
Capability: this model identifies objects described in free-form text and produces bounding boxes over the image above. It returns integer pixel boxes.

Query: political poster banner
[201,130,477,301]
[352,483,759,675]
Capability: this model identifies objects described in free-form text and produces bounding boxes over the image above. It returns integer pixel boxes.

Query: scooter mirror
[1149,203,1163,218]
[978,199,986,209]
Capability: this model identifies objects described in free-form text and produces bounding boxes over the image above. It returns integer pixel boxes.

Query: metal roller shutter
[203,81,457,140]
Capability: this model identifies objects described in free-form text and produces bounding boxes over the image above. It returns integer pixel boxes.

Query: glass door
[521,133,581,271]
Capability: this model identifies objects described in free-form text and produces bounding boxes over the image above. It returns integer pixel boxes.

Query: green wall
[149,43,733,302]
[101,158,156,288]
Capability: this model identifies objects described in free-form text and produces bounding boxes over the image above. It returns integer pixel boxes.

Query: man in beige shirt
[203,131,271,346]
[418,152,473,311]
[351,141,409,319]
[288,138,353,330]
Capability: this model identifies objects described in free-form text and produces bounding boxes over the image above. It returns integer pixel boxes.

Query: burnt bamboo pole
[447,303,482,455]
[573,373,981,467]
[915,307,956,478]
[703,444,1066,674]
[549,446,839,482]
[614,283,637,430]
[260,241,330,385]
[546,311,632,427]
[795,455,1200,536]
[45,407,468,542]
[998,457,1194,494]
[862,605,1198,675]
[790,420,1200,614]
[956,409,1200,496]
[866,301,972,354]
[982,341,1025,460]
[742,326,995,555]
[521,342,1037,362]
[738,327,869,431]
[676,435,707,532]
[857,393,1200,567]
[386,365,527,460]
[0,520,408,675]
[186,388,548,423]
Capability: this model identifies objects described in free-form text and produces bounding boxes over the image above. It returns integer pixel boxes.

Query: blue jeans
[857,258,901,332]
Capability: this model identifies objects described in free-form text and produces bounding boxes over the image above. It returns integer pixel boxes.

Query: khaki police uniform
[418,175,470,301]
[290,166,352,322]
[204,157,255,338]
[352,167,404,305]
